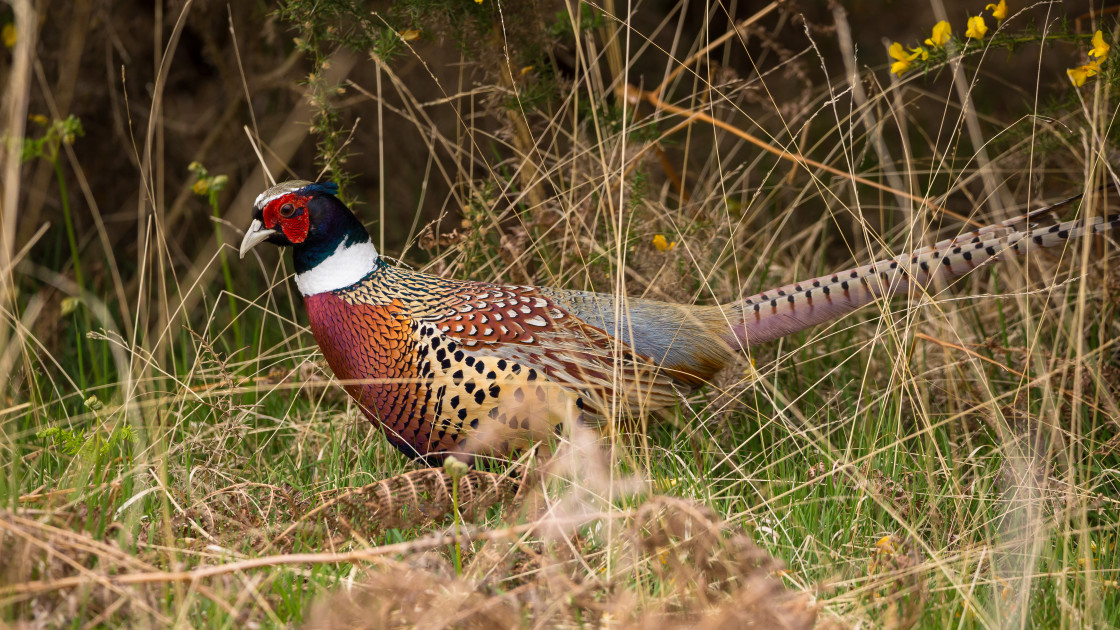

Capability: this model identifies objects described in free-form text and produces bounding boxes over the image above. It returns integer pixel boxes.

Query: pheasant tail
[720,209,1120,349]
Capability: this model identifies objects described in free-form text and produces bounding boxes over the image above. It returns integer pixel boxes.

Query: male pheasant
[240,180,1118,464]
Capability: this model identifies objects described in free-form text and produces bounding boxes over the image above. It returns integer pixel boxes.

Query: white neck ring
[295,240,379,295]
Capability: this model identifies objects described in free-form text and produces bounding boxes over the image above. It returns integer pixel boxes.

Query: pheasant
[239,180,1119,464]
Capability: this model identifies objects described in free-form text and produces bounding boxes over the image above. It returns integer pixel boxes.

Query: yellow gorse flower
[2,23,15,48]
[986,0,1007,22]
[966,16,988,39]
[1067,61,1101,86]
[652,234,676,252]
[875,536,897,555]
[925,20,952,47]
[1067,30,1110,87]
[889,41,921,75]
[1090,30,1110,59]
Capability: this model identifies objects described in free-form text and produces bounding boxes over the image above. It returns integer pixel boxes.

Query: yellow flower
[60,296,82,317]
[925,20,952,47]
[966,16,988,39]
[986,0,1008,22]
[28,113,48,126]
[1090,30,1110,59]
[875,536,897,555]
[192,179,210,195]
[400,28,420,42]
[889,42,922,75]
[652,234,676,251]
[2,23,15,48]
[911,46,929,61]
[1067,61,1101,86]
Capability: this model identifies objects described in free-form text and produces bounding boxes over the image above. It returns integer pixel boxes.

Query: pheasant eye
[280,203,296,218]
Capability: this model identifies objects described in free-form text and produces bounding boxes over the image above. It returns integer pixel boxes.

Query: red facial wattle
[262,194,311,244]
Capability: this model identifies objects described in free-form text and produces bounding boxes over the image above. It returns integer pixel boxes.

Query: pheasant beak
[239,218,277,259]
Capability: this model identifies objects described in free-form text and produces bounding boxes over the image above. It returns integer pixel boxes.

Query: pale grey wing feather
[537,288,735,382]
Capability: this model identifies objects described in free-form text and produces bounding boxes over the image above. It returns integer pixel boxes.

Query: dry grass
[3,0,1120,627]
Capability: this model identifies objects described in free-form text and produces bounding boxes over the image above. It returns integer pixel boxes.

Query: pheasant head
[239,180,379,296]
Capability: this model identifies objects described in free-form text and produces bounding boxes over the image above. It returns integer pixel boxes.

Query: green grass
[4,1,1120,627]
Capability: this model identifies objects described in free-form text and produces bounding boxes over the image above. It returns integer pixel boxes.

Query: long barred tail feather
[726,208,1120,349]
